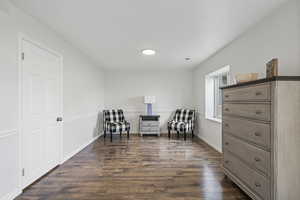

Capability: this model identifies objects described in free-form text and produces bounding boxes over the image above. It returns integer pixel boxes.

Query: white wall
[0,2,104,200]
[104,70,193,133]
[192,0,300,152]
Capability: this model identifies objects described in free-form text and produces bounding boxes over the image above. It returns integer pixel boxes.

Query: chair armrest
[167,120,176,124]
[187,120,195,129]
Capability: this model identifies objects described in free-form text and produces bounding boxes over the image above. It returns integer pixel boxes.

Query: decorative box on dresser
[221,76,300,200]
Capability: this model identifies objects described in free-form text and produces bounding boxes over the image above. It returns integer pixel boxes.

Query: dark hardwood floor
[16,135,250,200]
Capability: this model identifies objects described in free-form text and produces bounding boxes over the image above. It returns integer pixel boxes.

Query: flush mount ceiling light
[185,57,191,61]
[142,49,156,55]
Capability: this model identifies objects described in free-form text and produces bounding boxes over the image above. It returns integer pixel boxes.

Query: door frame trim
[18,33,64,190]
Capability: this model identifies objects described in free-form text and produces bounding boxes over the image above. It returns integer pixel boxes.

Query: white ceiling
[11,0,288,70]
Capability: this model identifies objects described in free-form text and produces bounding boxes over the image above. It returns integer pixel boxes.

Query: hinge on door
[22,168,25,176]
[22,52,25,60]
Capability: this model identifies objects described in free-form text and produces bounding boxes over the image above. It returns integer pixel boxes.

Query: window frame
[205,66,230,123]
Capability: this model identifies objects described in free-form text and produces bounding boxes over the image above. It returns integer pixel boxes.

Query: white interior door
[21,39,62,188]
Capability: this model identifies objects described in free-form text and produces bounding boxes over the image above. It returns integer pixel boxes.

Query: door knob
[56,117,63,122]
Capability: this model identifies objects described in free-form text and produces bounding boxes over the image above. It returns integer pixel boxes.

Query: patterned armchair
[103,109,130,142]
[168,109,195,140]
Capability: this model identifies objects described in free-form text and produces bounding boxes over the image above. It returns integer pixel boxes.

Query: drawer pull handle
[225,95,229,98]
[254,132,261,136]
[255,182,261,187]
[225,160,230,164]
[225,123,229,127]
[255,91,262,96]
[225,142,229,146]
[254,157,261,162]
[225,108,229,111]
[255,110,262,115]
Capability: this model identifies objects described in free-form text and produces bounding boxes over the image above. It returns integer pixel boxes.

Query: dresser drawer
[223,84,271,102]
[223,134,270,175]
[223,103,271,121]
[140,127,159,132]
[141,121,159,127]
[223,117,270,149]
[224,150,270,200]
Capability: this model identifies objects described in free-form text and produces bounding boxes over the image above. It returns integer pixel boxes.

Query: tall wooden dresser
[221,76,300,200]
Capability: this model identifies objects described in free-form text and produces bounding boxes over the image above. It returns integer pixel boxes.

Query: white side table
[139,115,160,136]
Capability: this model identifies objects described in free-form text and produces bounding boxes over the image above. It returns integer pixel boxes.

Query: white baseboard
[61,133,103,164]
[195,134,222,153]
[0,188,22,200]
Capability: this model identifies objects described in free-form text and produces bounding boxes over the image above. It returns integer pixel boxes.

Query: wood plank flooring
[16,135,250,200]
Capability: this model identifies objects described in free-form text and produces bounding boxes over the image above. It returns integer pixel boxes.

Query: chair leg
[184,130,186,141]
[127,130,130,139]
[110,130,113,142]
[120,131,122,138]
[192,130,194,138]
[104,130,106,138]
[177,131,179,138]
[168,129,170,139]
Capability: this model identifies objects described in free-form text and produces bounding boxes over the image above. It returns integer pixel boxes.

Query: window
[205,66,230,122]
